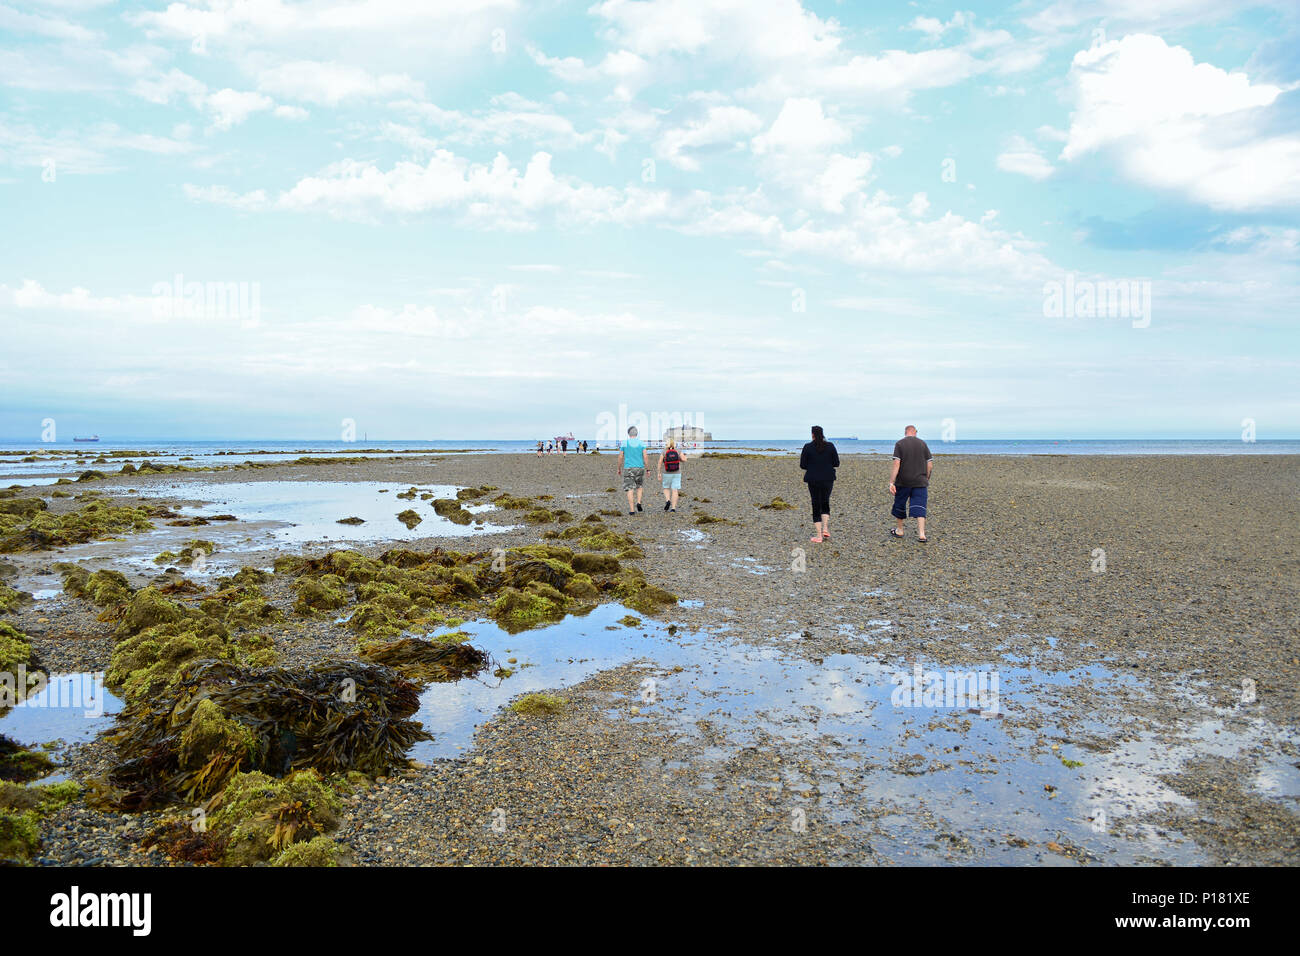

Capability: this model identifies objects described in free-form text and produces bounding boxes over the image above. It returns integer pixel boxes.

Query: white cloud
[997,135,1055,180]
[527,47,652,101]
[206,88,274,129]
[1061,34,1300,210]
[751,97,848,153]
[655,105,762,170]
[271,149,667,228]
[258,60,424,106]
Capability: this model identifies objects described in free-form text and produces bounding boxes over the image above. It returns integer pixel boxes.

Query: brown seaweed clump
[107,659,431,810]
[358,637,487,683]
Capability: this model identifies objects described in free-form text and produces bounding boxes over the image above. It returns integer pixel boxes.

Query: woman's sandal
[918,536,928,543]
[810,534,824,543]
[889,529,905,539]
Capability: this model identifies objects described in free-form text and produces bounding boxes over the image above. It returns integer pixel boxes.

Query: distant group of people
[536,438,587,455]
[612,423,933,541]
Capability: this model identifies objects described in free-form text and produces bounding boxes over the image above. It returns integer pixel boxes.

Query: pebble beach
[3,449,1297,866]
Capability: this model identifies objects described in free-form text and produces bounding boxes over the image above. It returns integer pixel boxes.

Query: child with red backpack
[657,438,687,512]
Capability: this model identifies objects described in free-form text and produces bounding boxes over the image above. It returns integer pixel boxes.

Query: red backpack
[663,448,681,472]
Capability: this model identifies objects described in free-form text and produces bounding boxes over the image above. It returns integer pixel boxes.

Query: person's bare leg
[917,517,926,540]
[626,488,635,512]
[670,488,679,509]
[636,486,644,507]
[821,515,830,537]
[896,516,905,535]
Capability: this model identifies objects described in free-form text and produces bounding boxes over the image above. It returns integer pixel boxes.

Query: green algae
[396,508,423,529]
[293,577,349,614]
[58,566,133,610]
[0,779,80,864]
[509,692,566,716]
[490,582,568,633]
[153,540,216,566]
[0,621,39,676]
[271,834,345,867]
[0,583,32,614]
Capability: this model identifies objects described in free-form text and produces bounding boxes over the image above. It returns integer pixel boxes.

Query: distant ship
[830,435,858,441]
[73,436,100,442]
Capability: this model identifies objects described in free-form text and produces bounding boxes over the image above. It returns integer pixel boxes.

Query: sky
[1,0,1298,441]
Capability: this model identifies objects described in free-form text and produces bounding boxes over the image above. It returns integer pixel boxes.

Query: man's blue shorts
[892,485,928,519]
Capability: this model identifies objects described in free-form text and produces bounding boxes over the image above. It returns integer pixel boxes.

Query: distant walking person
[799,425,839,543]
[889,425,933,542]
[618,426,647,514]
[561,438,568,454]
[657,438,687,511]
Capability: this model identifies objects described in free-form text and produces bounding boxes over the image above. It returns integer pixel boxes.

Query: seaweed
[358,638,488,683]
[0,500,156,552]
[107,659,431,810]
[509,692,566,716]
[431,499,473,525]
[396,509,423,529]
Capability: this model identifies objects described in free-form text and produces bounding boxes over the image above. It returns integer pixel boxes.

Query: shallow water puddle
[407,605,1274,863]
[20,481,518,586]
[0,673,123,779]
[129,480,513,545]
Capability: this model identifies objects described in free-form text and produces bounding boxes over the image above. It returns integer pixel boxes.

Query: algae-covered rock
[0,621,39,676]
[0,583,33,614]
[115,587,186,637]
[0,779,79,864]
[0,807,39,863]
[211,770,340,867]
[336,516,365,525]
[431,499,473,525]
[607,568,678,616]
[0,735,55,783]
[293,577,348,614]
[0,498,46,519]
[61,567,133,609]
[272,835,345,867]
[107,616,240,702]
[491,493,534,510]
[490,582,568,632]
[509,692,566,716]
[1,500,155,552]
[563,573,600,601]
[523,507,555,524]
[396,509,423,529]
[571,552,620,575]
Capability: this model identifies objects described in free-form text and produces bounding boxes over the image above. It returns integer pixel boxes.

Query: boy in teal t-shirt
[618,426,647,513]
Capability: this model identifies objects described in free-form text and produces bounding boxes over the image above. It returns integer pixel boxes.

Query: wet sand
[5,451,1298,865]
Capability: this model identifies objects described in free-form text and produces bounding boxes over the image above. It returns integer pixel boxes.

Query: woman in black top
[799,425,840,542]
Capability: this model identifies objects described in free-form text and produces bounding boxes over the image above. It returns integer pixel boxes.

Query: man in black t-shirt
[888,425,933,542]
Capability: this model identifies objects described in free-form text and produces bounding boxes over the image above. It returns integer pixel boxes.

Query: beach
[2,450,1297,865]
